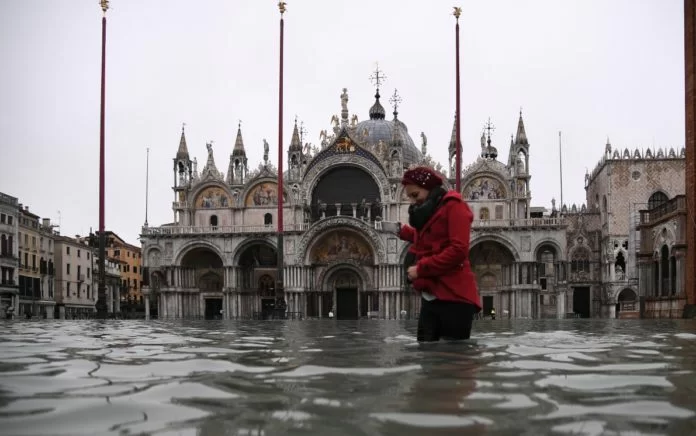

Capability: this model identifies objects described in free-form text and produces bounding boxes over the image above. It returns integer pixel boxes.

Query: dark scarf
[403,186,446,281]
[408,186,447,231]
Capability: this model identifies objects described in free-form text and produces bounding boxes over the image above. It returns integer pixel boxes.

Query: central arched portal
[237,241,278,319]
[181,247,224,319]
[330,269,362,320]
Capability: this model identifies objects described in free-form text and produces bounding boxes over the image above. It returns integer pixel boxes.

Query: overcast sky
[0,0,684,244]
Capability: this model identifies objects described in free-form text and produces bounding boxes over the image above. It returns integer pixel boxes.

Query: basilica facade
[140,85,686,320]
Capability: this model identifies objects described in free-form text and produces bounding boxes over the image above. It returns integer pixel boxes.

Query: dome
[354,91,422,166]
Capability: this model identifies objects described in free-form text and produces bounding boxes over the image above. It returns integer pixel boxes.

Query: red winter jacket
[399,191,481,310]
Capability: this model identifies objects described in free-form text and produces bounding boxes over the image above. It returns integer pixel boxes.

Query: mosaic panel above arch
[245,182,288,207]
[296,217,386,264]
[463,176,507,201]
[195,186,231,209]
[310,230,374,265]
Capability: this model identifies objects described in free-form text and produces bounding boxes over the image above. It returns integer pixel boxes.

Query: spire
[515,110,528,145]
[289,118,302,151]
[368,64,387,120]
[448,114,457,154]
[369,90,386,120]
[232,121,246,157]
[176,123,189,160]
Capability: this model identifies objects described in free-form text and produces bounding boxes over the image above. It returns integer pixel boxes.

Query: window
[495,205,504,220]
[210,215,219,227]
[479,207,490,220]
[0,213,4,223]
[571,248,591,274]
[264,213,272,225]
[87,268,90,278]
[77,265,81,278]
[77,249,81,258]
[648,192,669,210]
[67,263,71,275]
[32,236,36,248]
[66,246,70,255]
[7,216,12,225]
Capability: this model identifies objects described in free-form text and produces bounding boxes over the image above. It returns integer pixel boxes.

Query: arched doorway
[180,247,224,319]
[311,166,382,221]
[616,288,638,317]
[470,240,515,316]
[331,269,361,320]
[237,242,278,318]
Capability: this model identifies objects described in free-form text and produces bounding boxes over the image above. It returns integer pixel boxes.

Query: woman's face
[404,184,429,205]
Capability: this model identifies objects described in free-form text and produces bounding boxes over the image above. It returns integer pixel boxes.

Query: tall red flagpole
[454,7,462,192]
[276,2,286,300]
[96,0,109,318]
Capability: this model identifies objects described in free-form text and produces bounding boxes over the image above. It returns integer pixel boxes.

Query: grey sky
[0,0,684,244]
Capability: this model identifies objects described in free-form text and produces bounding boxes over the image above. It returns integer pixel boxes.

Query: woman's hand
[407,265,418,281]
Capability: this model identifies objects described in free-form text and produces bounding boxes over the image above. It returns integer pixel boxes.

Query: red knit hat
[401,166,444,190]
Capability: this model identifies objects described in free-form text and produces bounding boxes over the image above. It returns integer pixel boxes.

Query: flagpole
[96,0,109,319]
[454,7,462,192]
[559,131,564,214]
[276,2,286,300]
[145,147,150,227]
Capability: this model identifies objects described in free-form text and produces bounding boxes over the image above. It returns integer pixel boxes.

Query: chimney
[24,206,29,211]
[42,218,51,227]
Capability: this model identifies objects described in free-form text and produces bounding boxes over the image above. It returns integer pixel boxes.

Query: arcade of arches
[470,240,573,319]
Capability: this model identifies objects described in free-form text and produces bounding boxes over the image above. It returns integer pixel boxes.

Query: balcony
[473,217,565,229]
[640,196,686,225]
[142,223,309,236]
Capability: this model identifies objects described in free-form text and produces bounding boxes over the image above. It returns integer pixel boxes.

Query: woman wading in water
[384,166,481,342]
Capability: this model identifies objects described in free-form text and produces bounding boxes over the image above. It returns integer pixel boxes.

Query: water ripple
[0,319,694,435]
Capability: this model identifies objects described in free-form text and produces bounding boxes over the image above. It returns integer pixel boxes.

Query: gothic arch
[317,260,373,292]
[647,190,670,210]
[617,287,638,303]
[174,241,225,266]
[297,216,386,265]
[652,225,677,256]
[232,237,277,264]
[302,157,390,205]
[470,234,520,261]
[568,244,592,260]
[238,177,292,208]
[533,239,563,261]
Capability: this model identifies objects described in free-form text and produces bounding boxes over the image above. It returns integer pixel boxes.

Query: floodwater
[1,320,695,436]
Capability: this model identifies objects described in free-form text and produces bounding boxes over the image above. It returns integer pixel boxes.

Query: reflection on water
[1,319,695,435]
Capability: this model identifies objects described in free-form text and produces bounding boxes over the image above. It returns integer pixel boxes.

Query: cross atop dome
[369,63,387,92]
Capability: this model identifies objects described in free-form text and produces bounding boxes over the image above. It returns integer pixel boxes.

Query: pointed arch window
[648,192,669,210]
